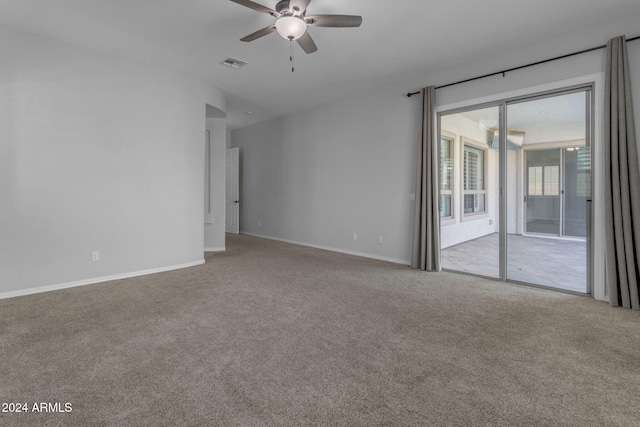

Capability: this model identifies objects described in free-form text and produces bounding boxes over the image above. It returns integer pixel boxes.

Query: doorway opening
[204,106,228,252]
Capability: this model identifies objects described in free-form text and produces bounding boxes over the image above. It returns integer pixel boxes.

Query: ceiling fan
[230,0,363,54]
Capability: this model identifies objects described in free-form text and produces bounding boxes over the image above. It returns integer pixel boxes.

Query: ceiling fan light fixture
[275,16,306,40]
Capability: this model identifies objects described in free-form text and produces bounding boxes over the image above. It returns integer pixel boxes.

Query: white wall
[0,25,226,297]
[231,15,640,301]
[440,114,499,249]
[204,118,227,251]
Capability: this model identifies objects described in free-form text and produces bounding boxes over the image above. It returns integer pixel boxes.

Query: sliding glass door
[562,145,590,238]
[525,149,561,235]
[439,88,591,293]
[523,147,589,238]
[439,106,500,278]
[506,91,590,292]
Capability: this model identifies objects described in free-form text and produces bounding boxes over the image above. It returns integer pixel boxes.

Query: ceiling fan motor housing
[275,0,298,15]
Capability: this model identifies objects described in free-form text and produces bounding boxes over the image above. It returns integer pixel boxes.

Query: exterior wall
[440,114,499,249]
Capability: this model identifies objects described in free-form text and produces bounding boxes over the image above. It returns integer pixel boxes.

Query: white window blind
[528,166,543,196]
[440,138,454,219]
[463,144,486,215]
[528,164,559,196]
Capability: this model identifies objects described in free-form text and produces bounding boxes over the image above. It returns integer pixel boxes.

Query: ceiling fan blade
[240,25,276,42]
[289,0,311,15]
[230,0,277,16]
[305,14,363,28]
[296,31,318,54]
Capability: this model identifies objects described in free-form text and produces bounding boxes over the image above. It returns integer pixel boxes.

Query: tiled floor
[441,233,587,292]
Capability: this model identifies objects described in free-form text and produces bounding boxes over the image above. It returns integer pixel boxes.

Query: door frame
[225,147,240,235]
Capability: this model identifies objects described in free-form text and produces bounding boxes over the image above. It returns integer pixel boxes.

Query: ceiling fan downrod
[290,39,295,72]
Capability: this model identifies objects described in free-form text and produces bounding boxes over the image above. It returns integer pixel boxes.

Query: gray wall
[231,14,640,299]
[0,25,226,296]
[233,91,419,263]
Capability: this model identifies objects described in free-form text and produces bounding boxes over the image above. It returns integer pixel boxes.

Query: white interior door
[225,147,240,234]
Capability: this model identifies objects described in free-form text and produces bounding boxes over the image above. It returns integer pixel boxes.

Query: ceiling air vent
[221,58,247,69]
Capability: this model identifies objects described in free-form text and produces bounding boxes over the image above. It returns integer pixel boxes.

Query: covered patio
[441,233,587,292]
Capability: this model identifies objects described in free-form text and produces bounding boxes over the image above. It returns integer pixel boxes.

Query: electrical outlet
[353,233,357,241]
[92,251,100,262]
[378,236,383,244]
[258,221,261,228]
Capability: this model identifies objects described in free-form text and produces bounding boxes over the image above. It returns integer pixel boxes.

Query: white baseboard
[0,259,205,300]
[204,247,226,252]
[240,232,410,265]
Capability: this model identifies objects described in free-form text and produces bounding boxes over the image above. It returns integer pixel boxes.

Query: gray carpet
[1,234,640,426]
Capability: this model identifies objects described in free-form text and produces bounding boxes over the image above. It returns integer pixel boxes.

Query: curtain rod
[406,34,640,97]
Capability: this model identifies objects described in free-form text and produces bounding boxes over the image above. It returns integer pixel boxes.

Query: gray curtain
[604,35,640,310]
[411,86,441,271]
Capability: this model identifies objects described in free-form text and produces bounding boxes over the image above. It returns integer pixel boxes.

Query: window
[527,164,559,196]
[463,144,486,215]
[440,137,454,219]
[528,166,543,196]
[543,165,559,195]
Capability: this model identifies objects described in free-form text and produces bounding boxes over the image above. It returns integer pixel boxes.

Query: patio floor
[441,233,587,292]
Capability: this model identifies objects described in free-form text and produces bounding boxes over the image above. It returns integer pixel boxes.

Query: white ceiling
[459,91,586,129]
[1,0,639,130]
[457,92,587,144]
